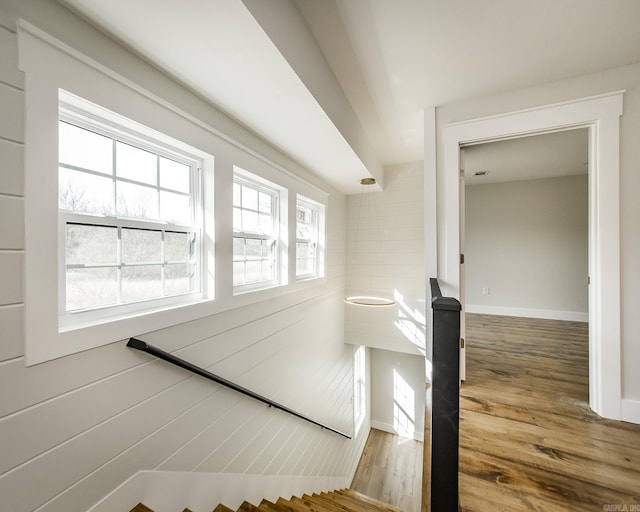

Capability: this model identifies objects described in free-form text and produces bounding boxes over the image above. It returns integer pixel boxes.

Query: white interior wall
[0,3,370,512]
[465,174,588,321]
[344,161,426,357]
[435,61,640,414]
[370,349,425,441]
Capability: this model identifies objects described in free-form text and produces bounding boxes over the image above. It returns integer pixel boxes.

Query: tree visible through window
[59,118,201,314]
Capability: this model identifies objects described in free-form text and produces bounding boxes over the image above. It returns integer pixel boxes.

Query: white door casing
[441,92,623,421]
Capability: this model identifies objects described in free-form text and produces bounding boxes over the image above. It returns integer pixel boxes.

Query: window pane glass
[242,185,258,210]
[122,265,162,302]
[160,190,191,225]
[258,192,272,214]
[264,239,276,258]
[242,209,259,233]
[59,168,114,215]
[261,260,274,281]
[165,232,191,262]
[122,228,161,263]
[246,238,262,259]
[59,122,112,175]
[165,263,191,295]
[233,182,241,207]
[66,267,117,311]
[66,224,117,265]
[259,213,273,236]
[159,157,190,193]
[245,261,261,283]
[233,237,245,261]
[233,207,242,232]
[233,261,245,285]
[117,181,159,219]
[116,141,157,185]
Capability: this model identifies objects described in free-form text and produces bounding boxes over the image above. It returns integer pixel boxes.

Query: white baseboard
[466,304,589,322]
[371,420,424,442]
[622,399,640,425]
[88,471,347,512]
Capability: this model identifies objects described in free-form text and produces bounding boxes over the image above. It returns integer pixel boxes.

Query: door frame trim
[440,91,624,420]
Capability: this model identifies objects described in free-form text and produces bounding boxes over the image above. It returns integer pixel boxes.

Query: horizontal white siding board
[0,138,23,196]
[0,251,22,305]
[0,303,23,361]
[0,342,144,417]
[0,374,211,512]
[195,405,267,472]
[223,415,284,473]
[0,195,23,249]
[0,27,23,89]
[247,421,302,475]
[0,357,198,474]
[157,396,254,472]
[0,82,23,142]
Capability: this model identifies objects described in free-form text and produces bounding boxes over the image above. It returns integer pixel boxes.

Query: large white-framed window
[296,195,323,280]
[58,99,204,329]
[233,168,282,292]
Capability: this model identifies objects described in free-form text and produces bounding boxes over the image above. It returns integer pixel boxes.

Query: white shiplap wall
[0,7,368,512]
[344,162,426,356]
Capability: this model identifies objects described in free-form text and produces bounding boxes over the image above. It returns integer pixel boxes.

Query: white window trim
[18,22,329,366]
[295,195,325,281]
[232,168,286,294]
[58,96,205,329]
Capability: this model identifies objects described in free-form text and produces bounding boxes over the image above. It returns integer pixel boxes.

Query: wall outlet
[482,287,490,296]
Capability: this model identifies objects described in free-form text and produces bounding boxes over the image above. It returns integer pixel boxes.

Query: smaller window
[296,196,321,279]
[233,171,280,291]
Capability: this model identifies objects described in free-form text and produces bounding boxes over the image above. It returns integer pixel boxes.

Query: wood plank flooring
[355,314,640,511]
[351,428,423,512]
[458,313,640,512]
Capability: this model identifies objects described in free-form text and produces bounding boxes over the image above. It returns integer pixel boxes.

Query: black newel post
[429,278,461,512]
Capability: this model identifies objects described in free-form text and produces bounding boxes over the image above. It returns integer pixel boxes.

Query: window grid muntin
[58,113,203,315]
[64,220,197,312]
[296,197,319,278]
[58,120,194,225]
[232,176,280,290]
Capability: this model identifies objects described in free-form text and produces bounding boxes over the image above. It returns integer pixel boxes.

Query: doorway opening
[440,92,623,420]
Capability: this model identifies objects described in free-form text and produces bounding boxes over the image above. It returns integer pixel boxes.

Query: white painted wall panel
[0,195,23,249]
[0,304,22,361]
[0,82,23,142]
[0,251,22,304]
[0,26,23,88]
[0,139,23,196]
[0,5,366,512]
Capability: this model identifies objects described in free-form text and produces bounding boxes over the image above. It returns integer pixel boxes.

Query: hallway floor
[458,313,640,511]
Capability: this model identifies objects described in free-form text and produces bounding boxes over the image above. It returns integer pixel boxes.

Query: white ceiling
[462,128,589,186]
[60,0,640,194]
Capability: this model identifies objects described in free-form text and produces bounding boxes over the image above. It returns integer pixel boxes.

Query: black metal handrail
[429,277,462,512]
[127,337,351,439]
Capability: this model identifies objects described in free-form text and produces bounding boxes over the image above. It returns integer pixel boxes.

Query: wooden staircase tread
[295,495,347,512]
[130,504,154,512]
[238,501,261,512]
[258,499,287,512]
[304,493,358,512]
[276,496,311,512]
[213,504,235,512]
[339,489,405,512]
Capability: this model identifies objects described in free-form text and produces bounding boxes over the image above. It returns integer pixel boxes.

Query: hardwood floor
[351,428,423,512]
[355,314,640,511]
[459,313,640,511]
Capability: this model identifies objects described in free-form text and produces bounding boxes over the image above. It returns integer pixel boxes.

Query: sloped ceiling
[61,0,640,192]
